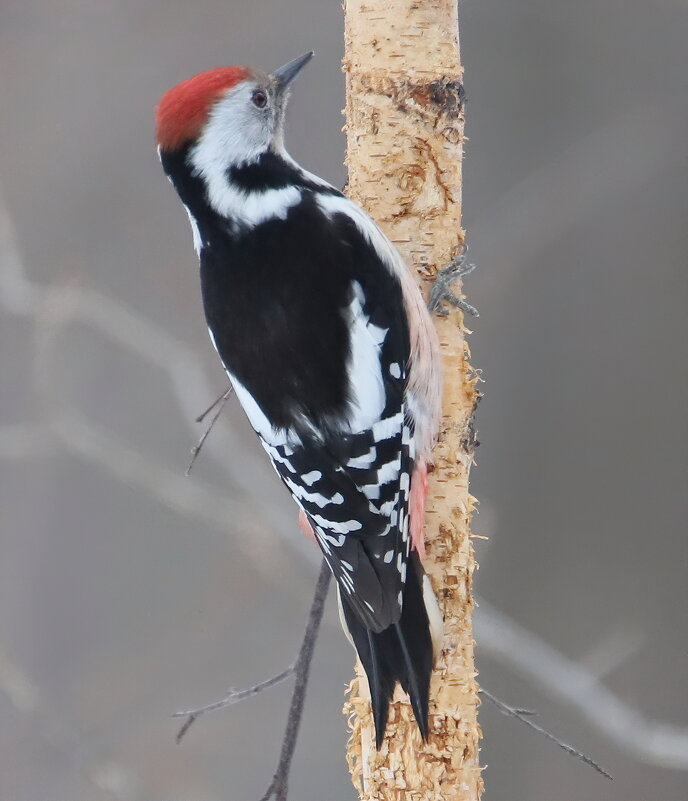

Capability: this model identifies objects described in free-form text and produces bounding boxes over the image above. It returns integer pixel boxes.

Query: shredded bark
[343,1,483,798]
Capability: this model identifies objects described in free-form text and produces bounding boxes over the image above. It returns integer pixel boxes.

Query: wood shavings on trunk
[342,1,483,798]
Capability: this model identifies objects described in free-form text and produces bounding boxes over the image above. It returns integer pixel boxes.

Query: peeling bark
[342,1,483,798]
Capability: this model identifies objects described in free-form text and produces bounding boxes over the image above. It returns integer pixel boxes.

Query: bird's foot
[428,248,479,317]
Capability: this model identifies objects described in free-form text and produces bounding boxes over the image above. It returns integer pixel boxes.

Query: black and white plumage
[156,53,443,747]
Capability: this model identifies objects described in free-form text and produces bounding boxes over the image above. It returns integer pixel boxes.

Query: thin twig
[474,597,688,769]
[173,583,610,786]
[480,688,613,781]
[174,667,295,743]
[260,561,331,801]
[195,387,234,424]
[186,387,234,475]
[3,196,687,770]
[173,562,331,801]
[0,197,309,568]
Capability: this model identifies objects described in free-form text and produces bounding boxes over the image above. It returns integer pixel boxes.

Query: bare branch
[480,689,613,781]
[0,193,316,570]
[47,410,288,580]
[173,581,617,786]
[174,667,295,743]
[3,190,686,776]
[186,387,234,475]
[195,386,234,424]
[260,561,331,801]
[173,562,332,801]
[581,627,645,680]
[475,597,688,769]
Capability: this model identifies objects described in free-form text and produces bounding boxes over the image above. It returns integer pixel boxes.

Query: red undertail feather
[409,461,428,559]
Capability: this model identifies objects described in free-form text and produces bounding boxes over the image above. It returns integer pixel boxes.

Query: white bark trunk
[342,2,483,799]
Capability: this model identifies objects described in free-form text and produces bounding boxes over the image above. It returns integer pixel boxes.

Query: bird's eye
[252,90,268,108]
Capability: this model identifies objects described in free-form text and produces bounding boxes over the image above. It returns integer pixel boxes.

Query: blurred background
[1,0,686,799]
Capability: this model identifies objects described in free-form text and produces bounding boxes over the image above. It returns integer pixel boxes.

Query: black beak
[273,51,314,92]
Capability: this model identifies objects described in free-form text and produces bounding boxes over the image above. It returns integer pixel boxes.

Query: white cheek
[188,87,299,225]
[195,85,270,165]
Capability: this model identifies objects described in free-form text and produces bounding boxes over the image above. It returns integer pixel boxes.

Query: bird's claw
[428,250,479,318]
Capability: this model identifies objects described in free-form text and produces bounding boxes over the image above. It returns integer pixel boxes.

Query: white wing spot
[347,446,377,469]
[283,476,341,509]
[310,516,362,535]
[377,455,401,485]
[265,445,296,472]
[301,470,322,486]
[384,550,394,563]
[372,411,404,442]
[402,425,412,445]
[390,362,402,379]
[378,497,397,516]
[361,483,381,501]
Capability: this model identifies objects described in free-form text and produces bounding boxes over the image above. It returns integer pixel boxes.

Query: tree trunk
[342,1,483,799]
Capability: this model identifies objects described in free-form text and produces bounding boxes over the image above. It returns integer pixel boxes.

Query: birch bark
[342,2,483,799]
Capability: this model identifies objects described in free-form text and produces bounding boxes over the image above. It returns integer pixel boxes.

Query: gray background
[1,0,686,799]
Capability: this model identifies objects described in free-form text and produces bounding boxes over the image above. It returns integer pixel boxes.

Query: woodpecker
[156,52,444,747]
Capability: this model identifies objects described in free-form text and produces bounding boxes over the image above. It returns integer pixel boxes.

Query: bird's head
[156,51,313,168]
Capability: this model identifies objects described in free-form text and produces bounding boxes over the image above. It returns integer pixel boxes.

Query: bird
[156,51,444,748]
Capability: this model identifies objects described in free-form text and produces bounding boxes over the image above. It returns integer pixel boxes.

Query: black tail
[340,552,434,748]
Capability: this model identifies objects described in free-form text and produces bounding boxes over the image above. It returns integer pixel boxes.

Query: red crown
[156,66,251,152]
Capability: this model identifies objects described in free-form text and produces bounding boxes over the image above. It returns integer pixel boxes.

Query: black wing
[262,408,415,633]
